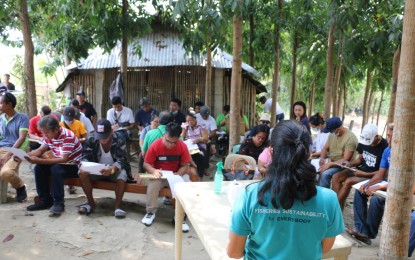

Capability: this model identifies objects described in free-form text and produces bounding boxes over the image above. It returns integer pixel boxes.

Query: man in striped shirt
[25,116,82,216]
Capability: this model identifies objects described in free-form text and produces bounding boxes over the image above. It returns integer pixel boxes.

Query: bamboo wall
[68,70,96,107]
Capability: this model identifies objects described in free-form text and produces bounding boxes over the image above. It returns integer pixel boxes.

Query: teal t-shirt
[230,183,344,260]
[142,125,166,152]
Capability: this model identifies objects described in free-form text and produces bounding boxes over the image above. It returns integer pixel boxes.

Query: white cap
[259,113,271,122]
[360,124,378,146]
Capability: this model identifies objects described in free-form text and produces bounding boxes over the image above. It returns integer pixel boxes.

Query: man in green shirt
[215,105,230,132]
[141,111,172,156]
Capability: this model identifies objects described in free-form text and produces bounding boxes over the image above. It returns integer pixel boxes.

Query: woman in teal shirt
[227,120,344,259]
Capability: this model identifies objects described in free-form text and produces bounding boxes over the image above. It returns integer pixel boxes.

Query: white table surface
[174,181,352,260]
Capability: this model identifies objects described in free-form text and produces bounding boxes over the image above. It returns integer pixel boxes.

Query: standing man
[318,116,358,188]
[79,119,131,217]
[28,105,52,150]
[169,98,186,125]
[135,97,158,131]
[106,96,135,141]
[0,93,29,202]
[0,73,16,93]
[259,96,284,123]
[76,89,97,125]
[25,116,83,216]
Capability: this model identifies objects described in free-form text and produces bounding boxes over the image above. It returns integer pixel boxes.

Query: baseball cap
[360,124,378,146]
[200,106,210,117]
[63,107,76,121]
[259,113,271,122]
[322,116,342,133]
[76,89,86,96]
[140,97,149,106]
[94,119,112,139]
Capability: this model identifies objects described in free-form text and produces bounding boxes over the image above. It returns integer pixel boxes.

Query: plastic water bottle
[214,162,224,194]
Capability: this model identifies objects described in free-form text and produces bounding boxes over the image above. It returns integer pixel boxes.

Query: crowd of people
[0,83,413,258]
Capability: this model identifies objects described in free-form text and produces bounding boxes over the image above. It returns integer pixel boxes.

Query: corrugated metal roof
[70,30,261,78]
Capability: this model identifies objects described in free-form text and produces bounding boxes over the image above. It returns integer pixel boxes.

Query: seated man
[142,122,197,232]
[60,107,88,144]
[28,105,52,151]
[319,116,358,188]
[141,111,172,157]
[78,119,132,218]
[0,92,29,202]
[69,99,95,137]
[25,116,82,216]
[332,124,388,209]
[346,123,393,245]
[106,96,135,141]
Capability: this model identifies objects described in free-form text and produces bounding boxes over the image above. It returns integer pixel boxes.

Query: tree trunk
[387,46,401,124]
[121,0,128,89]
[376,88,384,126]
[362,70,372,127]
[270,0,282,127]
[308,79,315,118]
[249,10,255,67]
[290,30,299,119]
[324,23,335,120]
[338,77,345,119]
[205,44,212,106]
[371,97,377,124]
[229,13,243,153]
[342,80,347,121]
[380,1,415,257]
[332,57,342,117]
[18,0,36,117]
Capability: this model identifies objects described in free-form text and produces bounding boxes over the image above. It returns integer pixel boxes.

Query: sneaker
[27,202,52,211]
[49,203,65,217]
[163,196,172,205]
[182,221,190,233]
[16,185,27,203]
[141,213,155,226]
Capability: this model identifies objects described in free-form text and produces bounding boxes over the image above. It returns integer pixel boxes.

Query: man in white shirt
[106,96,135,140]
[260,96,284,122]
[196,106,217,156]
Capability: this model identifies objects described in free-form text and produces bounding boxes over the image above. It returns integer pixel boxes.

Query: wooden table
[174,181,352,260]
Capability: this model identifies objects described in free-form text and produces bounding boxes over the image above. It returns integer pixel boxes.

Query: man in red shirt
[142,122,197,232]
[28,106,52,150]
[25,116,83,217]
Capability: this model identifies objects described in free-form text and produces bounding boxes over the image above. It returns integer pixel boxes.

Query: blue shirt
[135,108,158,128]
[0,112,29,149]
[379,147,391,170]
[230,183,344,260]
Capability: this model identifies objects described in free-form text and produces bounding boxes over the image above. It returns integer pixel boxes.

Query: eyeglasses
[164,137,178,145]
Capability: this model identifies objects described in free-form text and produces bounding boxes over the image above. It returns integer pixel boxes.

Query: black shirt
[356,138,388,172]
[0,82,15,91]
[79,102,97,122]
[172,111,186,125]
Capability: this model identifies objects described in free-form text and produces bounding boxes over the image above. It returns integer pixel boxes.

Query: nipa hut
[57,23,266,127]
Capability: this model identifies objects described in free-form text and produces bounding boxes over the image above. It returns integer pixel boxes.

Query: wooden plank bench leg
[0,178,8,204]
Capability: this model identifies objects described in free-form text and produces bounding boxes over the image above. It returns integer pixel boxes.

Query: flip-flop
[345,228,372,245]
[78,205,94,216]
[114,209,126,218]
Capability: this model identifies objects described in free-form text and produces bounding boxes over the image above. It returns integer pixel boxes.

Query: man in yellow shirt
[59,107,87,143]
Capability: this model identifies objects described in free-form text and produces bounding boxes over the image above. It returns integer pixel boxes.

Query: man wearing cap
[0,92,29,203]
[76,89,97,125]
[331,123,388,209]
[135,97,158,131]
[78,119,132,217]
[106,96,135,141]
[318,116,359,188]
[259,96,284,123]
[247,113,272,138]
[196,105,217,156]
[59,107,88,144]
[345,123,394,245]
[70,99,94,137]
[25,116,83,216]
[0,73,16,93]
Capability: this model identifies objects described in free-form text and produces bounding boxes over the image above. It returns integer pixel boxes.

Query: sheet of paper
[160,171,190,198]
[334,162,357,171]
[80,161,109,175]
[352,179,388,191]
[184,139,199,151]
[5,147,28,160]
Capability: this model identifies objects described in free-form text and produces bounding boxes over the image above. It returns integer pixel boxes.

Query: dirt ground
[0,116,412,260]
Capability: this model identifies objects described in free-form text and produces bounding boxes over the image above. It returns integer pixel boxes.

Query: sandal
[78,204,94,216]
[345,228,372,245]
[114,209,126,218]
